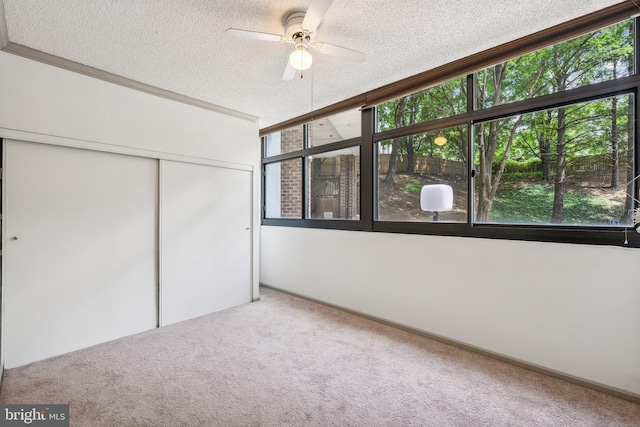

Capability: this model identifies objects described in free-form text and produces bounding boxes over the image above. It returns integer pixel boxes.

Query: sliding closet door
[160,160,252,326]
[3,140,158,368]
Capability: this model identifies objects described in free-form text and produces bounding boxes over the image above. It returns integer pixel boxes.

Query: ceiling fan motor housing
[285,11,310,42]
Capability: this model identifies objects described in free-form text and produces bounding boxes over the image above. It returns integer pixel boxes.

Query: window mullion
[361,108,375,230]
[466,73,475,227]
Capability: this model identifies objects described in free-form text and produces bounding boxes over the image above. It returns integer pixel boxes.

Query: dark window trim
[374,113,470,143]
[466,75,475,226]
[373,221,638,247]
[262,218,368,231]
[262,134,365,224]
[360,108,375,230]
[263,157,304,220]
[263,136,362,164]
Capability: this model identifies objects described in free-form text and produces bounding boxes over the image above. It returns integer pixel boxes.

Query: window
[377,76,467,131]
[310,109,361,147]
[475,20,633,109]
[475,94,634,226]
[264,124,304,156]
[262,109,364,228]
[264,159,302,219]
[307,148,360,220]
[377,125,468,222]
[262,13,640,247]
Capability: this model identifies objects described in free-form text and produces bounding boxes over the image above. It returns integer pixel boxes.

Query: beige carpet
[1,287,638,426]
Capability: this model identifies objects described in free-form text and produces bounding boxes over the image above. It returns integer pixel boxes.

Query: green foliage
[378,19,634,224]
[377,76,467,132]
[500,172,543,182]
[493,157,542,173]
[405,181,423,195]
[490,184,622,224]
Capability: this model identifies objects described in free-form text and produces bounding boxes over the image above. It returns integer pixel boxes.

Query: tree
[383,96,407,184]
[610,82,619,190]
[378,77,467,182]
[378,20,634,224]
[476,58,546,221]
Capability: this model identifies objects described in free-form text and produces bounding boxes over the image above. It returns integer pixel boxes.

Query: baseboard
[260,283,640,404]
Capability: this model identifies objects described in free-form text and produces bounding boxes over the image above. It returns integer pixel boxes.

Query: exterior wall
[280,127,304,218]
[339,155,358,219]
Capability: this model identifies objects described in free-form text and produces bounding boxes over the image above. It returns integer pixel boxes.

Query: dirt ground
[377,173,467,222]
[376,171,629,222]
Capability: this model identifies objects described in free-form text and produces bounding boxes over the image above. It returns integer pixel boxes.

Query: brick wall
[339,155,358,219]
[280,127,304,218]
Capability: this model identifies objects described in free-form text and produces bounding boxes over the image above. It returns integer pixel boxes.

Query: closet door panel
[4,140,158,368]
[160,160,252,326]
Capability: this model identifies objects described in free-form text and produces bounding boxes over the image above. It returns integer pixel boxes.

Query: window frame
[262,122,371,231]
[261,8,640,248]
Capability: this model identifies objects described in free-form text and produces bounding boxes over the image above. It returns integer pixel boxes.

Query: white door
[159,160,252,326]
[3,140,158,368]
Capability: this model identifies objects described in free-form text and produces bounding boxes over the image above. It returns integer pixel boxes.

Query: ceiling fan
[225,0,366,80]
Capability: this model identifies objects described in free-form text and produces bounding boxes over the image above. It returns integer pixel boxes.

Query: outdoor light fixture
[289,39,313,70]
[434,135,447,146]
[420,184,454,221]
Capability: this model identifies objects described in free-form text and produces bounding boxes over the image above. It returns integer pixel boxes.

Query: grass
[405,181,423,195]
[500,172,543,182]
[491,184,622,224]
[401,175,622,225]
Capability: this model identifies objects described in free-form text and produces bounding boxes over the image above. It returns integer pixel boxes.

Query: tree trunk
[476,63,506,222]
[540,140,552,183]
[551,107,567,223]
[384,97,407,184]
[622,57,635,223]
[622,93,635,223]
[384,138,401,184]
[539,111,553,184]
[405,135,415,174]
[611,65,619,189]
[457,126,467,169]
[490,116,523,202]
[611,96,619,189]
[476,123,491,221]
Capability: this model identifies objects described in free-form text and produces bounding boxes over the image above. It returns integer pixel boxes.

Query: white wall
[0,52,257,165]
[0,50,261,299]
[260,226,640,397]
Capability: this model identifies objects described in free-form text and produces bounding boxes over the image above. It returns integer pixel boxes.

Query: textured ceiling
[1,0,629,128]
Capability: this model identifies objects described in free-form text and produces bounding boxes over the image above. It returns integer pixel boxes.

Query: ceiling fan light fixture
[289,45,313,70]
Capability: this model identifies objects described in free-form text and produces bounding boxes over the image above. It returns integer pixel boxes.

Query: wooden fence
[379,153,623,176]
[378,154,465,176]
[566,154,613,172]
[501,153,621,174]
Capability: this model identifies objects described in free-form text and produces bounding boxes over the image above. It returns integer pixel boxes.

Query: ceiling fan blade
[282,62,297,81]
[225,28,283,43]
[316,43,366,63]
[302,0,334,33]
